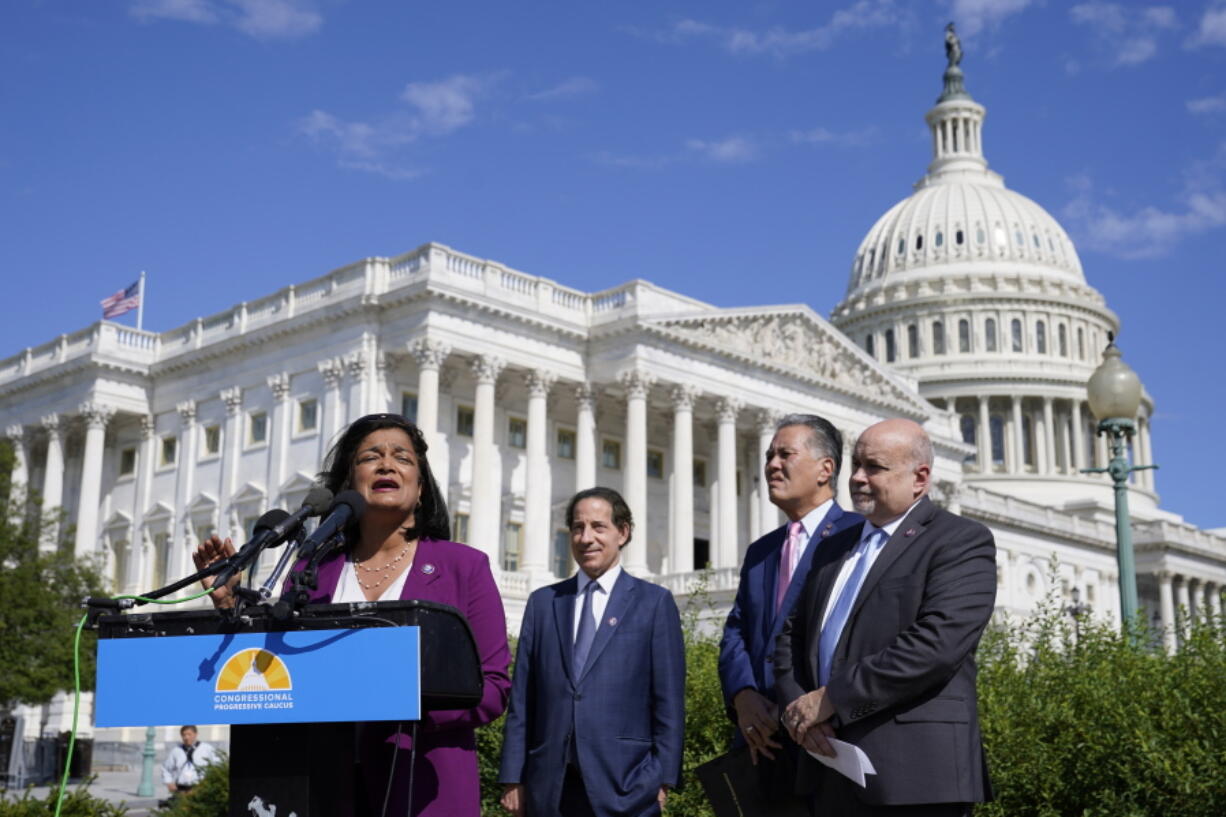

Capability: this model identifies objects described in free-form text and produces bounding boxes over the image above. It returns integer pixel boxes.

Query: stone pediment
[645,307,929,415]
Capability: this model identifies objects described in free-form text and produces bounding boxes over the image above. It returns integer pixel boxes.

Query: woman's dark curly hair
[318,413,451,543]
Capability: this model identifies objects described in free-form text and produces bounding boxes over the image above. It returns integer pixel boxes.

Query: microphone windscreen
[254,509,291,534]
[331,489,367,520]
[302,486,334,515]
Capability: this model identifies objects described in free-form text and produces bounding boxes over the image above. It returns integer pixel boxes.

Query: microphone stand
[272,531,346,621]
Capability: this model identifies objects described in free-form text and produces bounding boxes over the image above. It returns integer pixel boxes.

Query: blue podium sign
[96,626,420,727]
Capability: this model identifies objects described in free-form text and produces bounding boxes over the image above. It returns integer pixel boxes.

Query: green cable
[53,587,219,817]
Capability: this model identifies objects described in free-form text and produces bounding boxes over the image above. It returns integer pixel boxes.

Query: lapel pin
[904,528,916,537]
[421,563,436,574]
[821,523,833,537]
[608,617,618,626]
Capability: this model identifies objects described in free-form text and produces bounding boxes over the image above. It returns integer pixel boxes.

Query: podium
[96,600,482,816]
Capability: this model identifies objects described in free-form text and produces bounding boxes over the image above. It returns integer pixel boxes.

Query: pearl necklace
[353,544,411,590]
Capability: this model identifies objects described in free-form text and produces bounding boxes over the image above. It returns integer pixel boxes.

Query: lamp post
[136,725,156,797]
[1065,586,1092,641]
[1083,334,1156,629]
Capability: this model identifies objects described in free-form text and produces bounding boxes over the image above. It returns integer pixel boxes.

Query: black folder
[694,745,810,817]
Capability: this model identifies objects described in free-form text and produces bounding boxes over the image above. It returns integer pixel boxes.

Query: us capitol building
[2,52,1224,747]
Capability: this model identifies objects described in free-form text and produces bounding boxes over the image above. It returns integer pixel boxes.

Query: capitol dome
[830,45,1158,513]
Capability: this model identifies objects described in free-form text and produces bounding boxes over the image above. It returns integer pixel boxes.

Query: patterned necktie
[776,520,805,614]
[572,581,598,677]
[818,529,885,686]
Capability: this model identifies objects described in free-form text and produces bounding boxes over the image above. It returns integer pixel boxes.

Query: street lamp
[1083,333,1156,629]
[136,725,156,797]
[1065,586,1092,641]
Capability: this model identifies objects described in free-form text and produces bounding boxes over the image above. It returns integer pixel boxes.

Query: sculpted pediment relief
[647,309,927,414]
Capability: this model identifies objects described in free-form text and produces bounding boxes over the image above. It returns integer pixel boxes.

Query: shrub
[0,781,127,817]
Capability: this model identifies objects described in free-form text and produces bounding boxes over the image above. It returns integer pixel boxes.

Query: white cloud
[1063,146,1226,257]
[666,0,911,59]
[129,0,320,39]
[527,76,598,102]
[299,74,494,180]
[1187,94,1226,114]
[1188,3,1226,47]
[947,0,1035,37]
[1069,2,1178,66]
[130,0,218,24]
[789,125,878,147]
[685,136,758,163]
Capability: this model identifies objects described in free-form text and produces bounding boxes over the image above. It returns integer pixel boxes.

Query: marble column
[409,339,450,453]
[1207,583,1223,618]
[219,387,243,537]
[620,370,653,575]
[574,384,598,493]
[1071,401,1086,472]
[267,373,292,501]
[1042,397,1056,475]
[670,385,697,576]
[755,410,779,537]
[345,351,368,422]
[1094,431,1108,479]
[1010,398,1025,473]
[1137,416,1154,490]
[470,355,505,569]
[172,400,198,583]
[716,397,741,569]
[1176,575,1192,638]
[40,414,64,551]
[74,402,115,558]
[318,359,344,458]
[127,415,156,591]
[522,369,556,577]
[1158,571,1176,653]
[977,397,991,473]
[4,424,28,495]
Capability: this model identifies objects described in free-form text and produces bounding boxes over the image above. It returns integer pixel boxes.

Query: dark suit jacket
[298,538,512,817]
[774,496,996,807]
[719,503,860,722]
[499,570,686,817]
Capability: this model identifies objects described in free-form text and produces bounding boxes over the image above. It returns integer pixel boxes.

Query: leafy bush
[151,756,227,817]
[0,781,128,817]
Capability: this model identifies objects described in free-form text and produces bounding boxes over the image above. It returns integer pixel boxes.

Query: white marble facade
[3,64,1225,746]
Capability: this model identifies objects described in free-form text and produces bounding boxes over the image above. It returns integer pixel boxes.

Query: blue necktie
[818,529,884,686]
[573,581,598,677]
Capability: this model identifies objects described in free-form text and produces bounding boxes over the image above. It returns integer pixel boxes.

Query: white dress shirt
[820,498,922,630]
[573,564,622,640]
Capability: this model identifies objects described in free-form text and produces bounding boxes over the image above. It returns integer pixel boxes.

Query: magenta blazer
[301,538,511,817]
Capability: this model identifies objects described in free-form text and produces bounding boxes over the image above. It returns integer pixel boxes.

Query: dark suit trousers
[816,772,970,817]
[559,766,596,817]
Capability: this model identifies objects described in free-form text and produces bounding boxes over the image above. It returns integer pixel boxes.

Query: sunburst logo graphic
[215,648,292,692]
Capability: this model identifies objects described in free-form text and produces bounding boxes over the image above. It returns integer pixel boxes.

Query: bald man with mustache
[774,419,996,816]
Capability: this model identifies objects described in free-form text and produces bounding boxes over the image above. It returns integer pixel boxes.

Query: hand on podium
[193,534,239,609]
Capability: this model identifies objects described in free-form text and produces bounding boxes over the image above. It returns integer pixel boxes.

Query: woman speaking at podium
[194,413,511,816]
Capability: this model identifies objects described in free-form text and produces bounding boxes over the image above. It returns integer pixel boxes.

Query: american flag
[100,280,141,319]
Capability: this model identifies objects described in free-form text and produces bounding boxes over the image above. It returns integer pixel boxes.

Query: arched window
[935,231,944,247]
[916,233,924,251]
[956,229,964,245]
[865,334,875,358]
[1036,321,1047,354]
[897,238,906,255]
[907,324,919,358]
[932,321,946,355]
[1077,327,1086,360]
[990,415,1005,464]
[885,329,897,363]
[985,318,998,352]
[1058,324,1068,357]
[958,318,970,353]
[960,415,976,445]
[1011,318,1023,352]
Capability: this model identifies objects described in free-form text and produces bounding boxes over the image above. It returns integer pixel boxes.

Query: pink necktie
[776,521,805,613]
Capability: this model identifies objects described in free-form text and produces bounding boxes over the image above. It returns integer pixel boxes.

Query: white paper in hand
[806,738,877,787]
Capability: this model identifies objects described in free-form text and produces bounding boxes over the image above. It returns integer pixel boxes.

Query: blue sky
[3,0,1225,529]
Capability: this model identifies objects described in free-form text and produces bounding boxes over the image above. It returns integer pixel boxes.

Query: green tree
[0,442,107,708]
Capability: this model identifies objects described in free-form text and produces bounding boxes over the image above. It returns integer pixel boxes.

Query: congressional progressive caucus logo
[213,648,295,712]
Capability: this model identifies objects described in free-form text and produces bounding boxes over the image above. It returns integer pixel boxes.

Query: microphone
[211,487,334,591]
[296,489,367,560]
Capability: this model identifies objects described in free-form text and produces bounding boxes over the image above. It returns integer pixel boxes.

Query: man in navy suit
[720,414,860,768]
[500,487,686,817]
[776,419,995,815]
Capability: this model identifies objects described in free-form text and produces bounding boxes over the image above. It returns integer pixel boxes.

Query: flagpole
[137,271,146,331]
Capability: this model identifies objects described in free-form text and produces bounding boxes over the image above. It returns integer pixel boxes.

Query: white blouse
[332,556,413,603]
